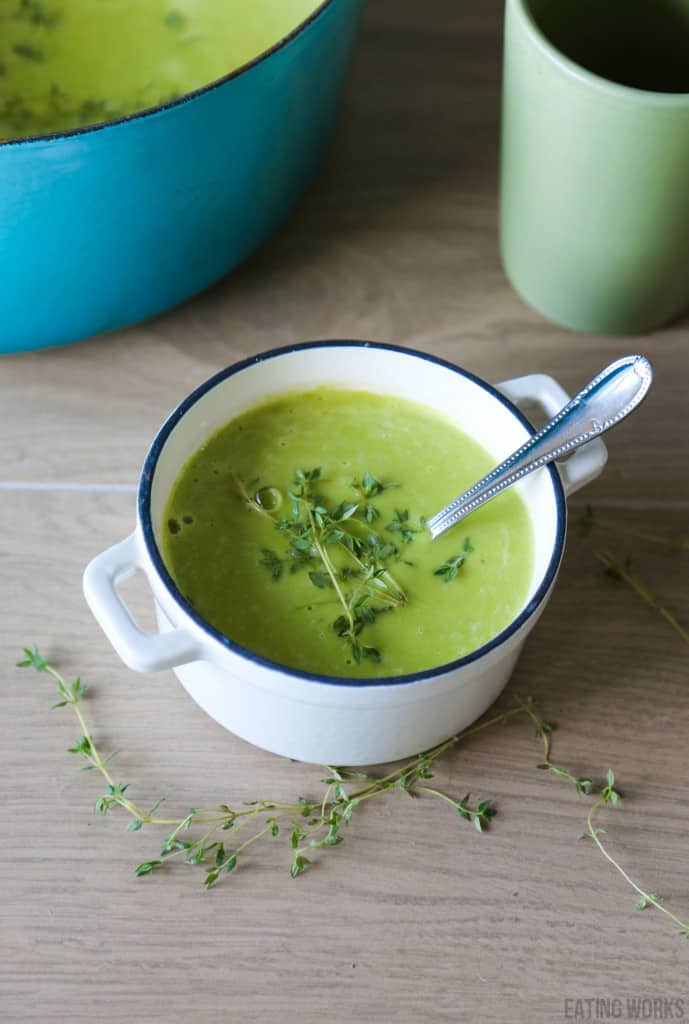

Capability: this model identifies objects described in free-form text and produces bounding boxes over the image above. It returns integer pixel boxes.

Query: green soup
[162,388,535,679]
[0,0,321,141]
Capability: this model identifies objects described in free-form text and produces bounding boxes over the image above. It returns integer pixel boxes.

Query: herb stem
[233,476,275,525]
[584,798,688,934]
[320,783,334,821]
[595,549,689,649]
[348,703,532,802]
[233,822,274,857]
[44,664,145,819]
[307,507,355,634]
[591,520,689,552]
[165,824,220,863]
[157,804,297,828]
[335,522,406,605]
[44,661,307,832]
[415,786,458,806]
[520,696,689,937]
[248,466,412,662]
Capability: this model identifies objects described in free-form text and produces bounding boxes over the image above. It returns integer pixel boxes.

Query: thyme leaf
[434,537,473,582]
[12,41,44,60]
[386,508,424,544]
[258,549,283,580]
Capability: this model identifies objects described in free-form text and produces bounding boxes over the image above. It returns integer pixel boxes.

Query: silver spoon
[426,354,653,541]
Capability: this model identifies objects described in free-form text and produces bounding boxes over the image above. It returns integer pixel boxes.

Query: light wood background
[2,2,688,1021]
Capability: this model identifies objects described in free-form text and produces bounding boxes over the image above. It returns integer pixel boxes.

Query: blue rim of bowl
[139,340,567,689]
[0,0,336,148]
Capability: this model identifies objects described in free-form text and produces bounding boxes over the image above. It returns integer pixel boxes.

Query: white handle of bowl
[83,533,201,673]
[496,373,608,495]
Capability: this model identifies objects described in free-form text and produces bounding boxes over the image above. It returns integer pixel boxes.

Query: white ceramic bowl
[83,342,607,765]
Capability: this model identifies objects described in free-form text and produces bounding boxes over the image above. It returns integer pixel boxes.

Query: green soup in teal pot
[162,389,535,679]
[0,0,323,140]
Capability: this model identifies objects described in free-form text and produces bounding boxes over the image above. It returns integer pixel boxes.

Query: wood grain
[2,497,688,1023]
[1,1,688,1021]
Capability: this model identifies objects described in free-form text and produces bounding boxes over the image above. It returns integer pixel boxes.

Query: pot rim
[0,0,336,149]
[139,340,567,689]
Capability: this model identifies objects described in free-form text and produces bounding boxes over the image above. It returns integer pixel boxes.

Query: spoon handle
[426,355,653,541]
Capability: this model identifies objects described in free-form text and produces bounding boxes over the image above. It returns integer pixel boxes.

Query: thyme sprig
[17,648,689,936]
[18,645,529,886]
[348,470,397,523]
[595,549,689,649]
[522,699,689,938]
[434,537,474,583]
[574,506,689,649]
[578,504,689,553]
[237,468,412,664]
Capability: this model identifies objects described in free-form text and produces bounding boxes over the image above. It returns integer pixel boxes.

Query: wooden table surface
[2,2,688,1021]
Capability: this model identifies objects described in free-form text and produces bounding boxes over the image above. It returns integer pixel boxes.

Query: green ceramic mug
[500,0,689,335]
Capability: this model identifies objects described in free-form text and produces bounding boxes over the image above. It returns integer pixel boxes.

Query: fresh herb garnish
[236,469,412,665]
[12,41,44,60]
[578,504,689,553]
[308,571,332,590]
[386,508,424,544]
[347,473,391,522]
[434,537,473,583]
[524,700,689,938]
[434,554,465,582]
[14,0,59,28]
[361,503,380,524]
[0,85,128,141]
[595,548,689,648]
[258,548,283,580]
[164,9,187,29]
[16,647,536,888]
[350,470,387,500]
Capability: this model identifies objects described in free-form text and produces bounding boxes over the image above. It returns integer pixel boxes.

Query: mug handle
[496,373,608,496]
[83,533,200,672]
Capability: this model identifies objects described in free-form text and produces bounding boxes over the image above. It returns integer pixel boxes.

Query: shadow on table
[172,0,505,315]
[313,0,505,210]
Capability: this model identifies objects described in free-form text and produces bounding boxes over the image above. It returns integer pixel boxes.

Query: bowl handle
[496,373,608,496]
[83,533,200,672]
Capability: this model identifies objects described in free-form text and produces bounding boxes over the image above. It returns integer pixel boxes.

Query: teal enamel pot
[0,0,365,354]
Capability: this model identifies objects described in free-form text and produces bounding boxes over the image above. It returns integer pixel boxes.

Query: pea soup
[162,388,535,679]
[0,0,322,141]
